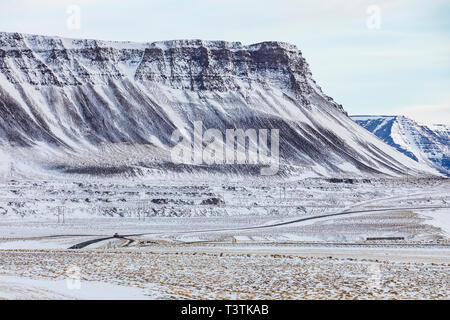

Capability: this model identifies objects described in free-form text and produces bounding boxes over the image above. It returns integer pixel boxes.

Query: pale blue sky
[1,0,449,124]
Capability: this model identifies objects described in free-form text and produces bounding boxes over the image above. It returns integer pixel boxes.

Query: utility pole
[279,183,286,201]
[57,206,62,224]
[9,162,15,179]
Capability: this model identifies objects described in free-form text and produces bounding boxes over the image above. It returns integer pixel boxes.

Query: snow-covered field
[0,248,448,299]
[0,275,147,300]
[0,177,449,299]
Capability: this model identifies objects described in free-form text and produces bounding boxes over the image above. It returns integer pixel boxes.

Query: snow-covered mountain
[0,32,439,178]
[351,115,449,176]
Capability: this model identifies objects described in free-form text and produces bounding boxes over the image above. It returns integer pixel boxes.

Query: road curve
[68,236,134,249]
[68,205,449,249]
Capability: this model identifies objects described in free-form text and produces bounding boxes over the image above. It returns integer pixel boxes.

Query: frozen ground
[0,275,147,300]
[0,177,448,299]
[0,248,448,299]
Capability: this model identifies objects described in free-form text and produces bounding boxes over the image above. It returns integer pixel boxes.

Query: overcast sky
[1,0,449,124]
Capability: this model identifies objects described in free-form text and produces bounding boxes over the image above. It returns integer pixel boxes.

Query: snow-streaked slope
[0,32,439,178]
[351,115,449,176]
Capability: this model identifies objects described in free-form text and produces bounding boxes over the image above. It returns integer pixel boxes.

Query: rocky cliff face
[0,34,342,105]
[0,32,438,178]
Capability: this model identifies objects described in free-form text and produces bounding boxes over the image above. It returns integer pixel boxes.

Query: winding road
[68,205,449,249]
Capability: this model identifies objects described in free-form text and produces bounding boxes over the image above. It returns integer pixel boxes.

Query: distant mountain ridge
[351,115,450,176]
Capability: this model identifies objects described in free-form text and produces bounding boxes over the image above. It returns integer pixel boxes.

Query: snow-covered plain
[0,248,448,300]
[0,275,148,300]
[0,177,448,242]
[0,177,449,299]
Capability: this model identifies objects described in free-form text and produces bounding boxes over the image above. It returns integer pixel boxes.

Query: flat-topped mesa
[0,32,342,111]
[0,32,438,177]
